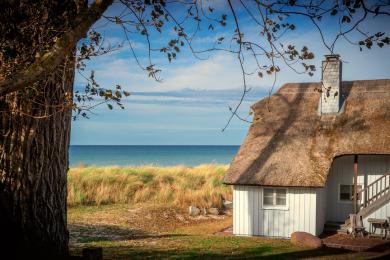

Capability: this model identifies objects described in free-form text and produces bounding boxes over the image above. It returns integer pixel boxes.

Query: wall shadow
[68,223,187,243]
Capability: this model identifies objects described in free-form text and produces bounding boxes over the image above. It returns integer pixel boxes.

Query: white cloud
[76,17,390,97]
[159,53,244,90]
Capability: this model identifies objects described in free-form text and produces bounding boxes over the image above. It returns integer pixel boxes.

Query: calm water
[69,145,239,167]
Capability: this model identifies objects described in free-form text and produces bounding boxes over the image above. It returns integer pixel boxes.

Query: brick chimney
[320,54,342,114]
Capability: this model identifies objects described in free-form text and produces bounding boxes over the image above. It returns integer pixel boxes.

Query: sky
[71,1,390,145]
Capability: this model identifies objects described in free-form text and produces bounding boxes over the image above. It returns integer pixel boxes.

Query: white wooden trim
[261,187,289,210]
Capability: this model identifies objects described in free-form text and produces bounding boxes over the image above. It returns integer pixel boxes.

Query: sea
[69,145,240,167]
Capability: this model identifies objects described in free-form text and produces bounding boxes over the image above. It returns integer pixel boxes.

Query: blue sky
[71,1,390,145]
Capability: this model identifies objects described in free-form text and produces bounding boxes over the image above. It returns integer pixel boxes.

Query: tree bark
[0,1,75,256]
[0,53,75,257]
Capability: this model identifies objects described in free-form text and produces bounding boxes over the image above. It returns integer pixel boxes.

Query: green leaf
[107,104,113,110]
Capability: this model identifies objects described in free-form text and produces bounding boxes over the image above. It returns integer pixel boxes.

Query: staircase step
[340,223,349,229]
[337,228,348,234]
[324,222,346,233]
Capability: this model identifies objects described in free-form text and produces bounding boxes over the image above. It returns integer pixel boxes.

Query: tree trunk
[0,1,81,257]
[0,53,75,257]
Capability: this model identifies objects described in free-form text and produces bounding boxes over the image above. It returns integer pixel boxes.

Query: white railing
[356,172,390,211]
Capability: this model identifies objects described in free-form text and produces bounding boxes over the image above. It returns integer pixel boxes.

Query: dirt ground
[68,204,232,241]
[68,204,388,259]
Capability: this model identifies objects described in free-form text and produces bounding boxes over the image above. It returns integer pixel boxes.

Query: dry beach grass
[68,164,232,209]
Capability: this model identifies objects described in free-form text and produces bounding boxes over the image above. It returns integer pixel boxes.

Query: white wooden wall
[325,155,390,223]
[359,155,390,232]
[233,185,319,238]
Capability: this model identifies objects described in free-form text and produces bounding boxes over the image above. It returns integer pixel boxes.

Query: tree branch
[0,0,113,97]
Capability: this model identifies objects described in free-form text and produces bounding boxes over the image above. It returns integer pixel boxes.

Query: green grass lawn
[71,235,349,259]
[68,204,352,259]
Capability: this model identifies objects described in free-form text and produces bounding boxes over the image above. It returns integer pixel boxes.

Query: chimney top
[324,54,340,61]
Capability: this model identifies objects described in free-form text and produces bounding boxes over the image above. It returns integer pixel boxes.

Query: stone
[290,232,323,249]
[223,200,233,209]
[189,205,200,216]
[207,207,220,215]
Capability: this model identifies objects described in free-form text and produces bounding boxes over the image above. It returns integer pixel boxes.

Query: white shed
[224,55,390,238]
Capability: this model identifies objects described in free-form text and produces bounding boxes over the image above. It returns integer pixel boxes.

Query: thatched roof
[224,79,390,187]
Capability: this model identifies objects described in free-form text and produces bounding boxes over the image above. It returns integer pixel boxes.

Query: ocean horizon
[69,145,240,167]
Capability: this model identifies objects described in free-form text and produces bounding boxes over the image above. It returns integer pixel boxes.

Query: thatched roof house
[224,79,390,188]
[225,55,390,238]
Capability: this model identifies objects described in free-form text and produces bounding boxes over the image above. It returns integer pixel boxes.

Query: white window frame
[338,184,362,204]
[262,187,289,210]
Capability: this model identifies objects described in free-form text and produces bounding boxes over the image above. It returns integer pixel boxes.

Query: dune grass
[67,164,232,209]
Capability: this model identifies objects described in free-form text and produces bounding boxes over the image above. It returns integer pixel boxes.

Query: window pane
[340,193,350,200]
[275,189,286,205]
[340,185,351,200]
[264,188,274,205]
[276,197,286,206]
[340,185,350,193]
[276,189,286,198]
[264,196,274,205]
[264,188,274,197]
